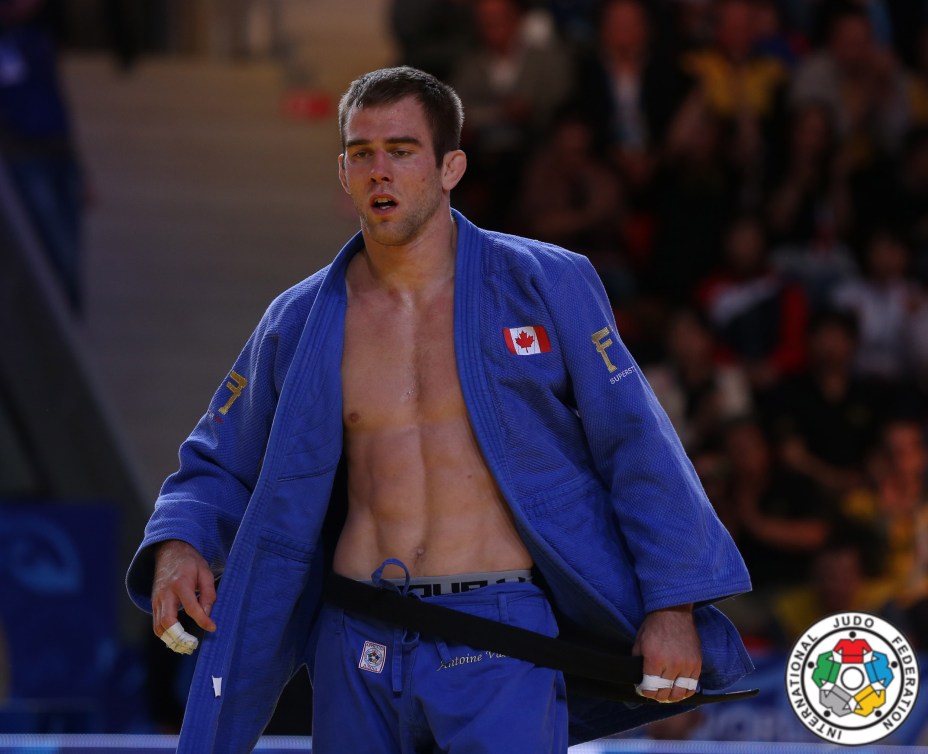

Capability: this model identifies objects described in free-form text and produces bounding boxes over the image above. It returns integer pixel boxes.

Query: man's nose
[369,151,392,182]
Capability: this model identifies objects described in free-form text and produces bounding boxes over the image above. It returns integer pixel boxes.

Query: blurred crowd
[391,0,928,651]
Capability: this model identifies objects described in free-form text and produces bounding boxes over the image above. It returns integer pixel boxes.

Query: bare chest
[341,288,463,429]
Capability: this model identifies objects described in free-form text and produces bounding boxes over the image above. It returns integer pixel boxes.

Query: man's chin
[363,219,414,248]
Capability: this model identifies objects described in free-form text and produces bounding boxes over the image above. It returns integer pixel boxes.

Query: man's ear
[338,153,349,193]
[442,150,467,192]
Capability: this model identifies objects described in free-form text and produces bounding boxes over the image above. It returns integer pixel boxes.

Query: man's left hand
[632,603,701,703]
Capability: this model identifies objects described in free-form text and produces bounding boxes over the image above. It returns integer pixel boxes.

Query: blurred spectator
[643,98,741,299]
[681,0,789,203]
[713,416,830,638]
[764,308,881,496]
[831,227,924,383]
[883,127,928,284]
[766,102,857,308]
[389,0,474,81]
[722,417,830,587]
[790,4,910,168]
[573,0,694,164]
[451,0,573,229]
[644,307,752,453]
[766,101,851,247]
[841,417,928,646]
[670,0,718,53]
[0,0,85,313]
[696,213,809,394]
[684,0,788,125]
[906,23,928,127]
[515,108,626,290]
[570,0,695,270]
[808,0,896,49]
[750,0,807,69]
[770,526,898,646]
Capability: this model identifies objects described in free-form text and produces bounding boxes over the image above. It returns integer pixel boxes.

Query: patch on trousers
[359,640,387,674]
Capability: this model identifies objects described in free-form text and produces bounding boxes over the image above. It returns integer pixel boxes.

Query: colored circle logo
[785,612,920,744]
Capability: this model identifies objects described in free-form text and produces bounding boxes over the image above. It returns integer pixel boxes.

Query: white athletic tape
[635,673,699,697]
[635,673,675,693]
[160,622,199,654]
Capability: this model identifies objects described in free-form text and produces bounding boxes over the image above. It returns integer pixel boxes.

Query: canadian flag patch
[504,326,551,355]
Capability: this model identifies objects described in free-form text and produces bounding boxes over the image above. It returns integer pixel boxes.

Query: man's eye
[392,150,410,158]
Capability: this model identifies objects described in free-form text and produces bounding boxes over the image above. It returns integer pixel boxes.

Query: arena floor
[1,736,928,753]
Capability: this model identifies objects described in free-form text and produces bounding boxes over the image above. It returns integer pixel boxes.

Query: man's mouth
[371,196,397,212]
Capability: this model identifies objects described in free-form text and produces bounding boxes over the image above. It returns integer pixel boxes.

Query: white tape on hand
[160,622,199,655]
[635,673,675,696]
[674,676,699,691]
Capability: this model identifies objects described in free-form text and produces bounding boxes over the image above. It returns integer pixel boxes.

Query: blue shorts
[311,572,568,753]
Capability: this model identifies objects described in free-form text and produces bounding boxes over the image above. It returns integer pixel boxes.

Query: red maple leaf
[515,330,535,350]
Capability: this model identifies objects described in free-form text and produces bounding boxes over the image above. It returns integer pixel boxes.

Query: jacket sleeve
[125,289,308,613]
[547,254,751,613]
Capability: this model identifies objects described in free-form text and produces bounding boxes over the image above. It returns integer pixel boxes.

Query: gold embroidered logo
[591,327,618,373]
[218,370,248,415]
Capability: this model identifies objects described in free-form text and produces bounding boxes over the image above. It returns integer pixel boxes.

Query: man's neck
[354,214,457,298]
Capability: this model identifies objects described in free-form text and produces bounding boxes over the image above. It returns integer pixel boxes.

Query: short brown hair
[338,66,464,166]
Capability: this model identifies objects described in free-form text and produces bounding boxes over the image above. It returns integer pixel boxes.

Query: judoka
[127,66,753,753]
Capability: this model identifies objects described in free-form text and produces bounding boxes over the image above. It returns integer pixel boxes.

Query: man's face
[338,96,458,249]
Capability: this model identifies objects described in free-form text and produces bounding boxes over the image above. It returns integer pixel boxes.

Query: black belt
[324,572,758,706]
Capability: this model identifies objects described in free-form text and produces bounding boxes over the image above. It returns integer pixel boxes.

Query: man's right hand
[152,539,217,642]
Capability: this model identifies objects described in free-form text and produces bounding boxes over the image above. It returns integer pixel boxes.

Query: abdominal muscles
[333,409,532,580]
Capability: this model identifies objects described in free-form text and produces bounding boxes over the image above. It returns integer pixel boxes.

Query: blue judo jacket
[127,211,753,751]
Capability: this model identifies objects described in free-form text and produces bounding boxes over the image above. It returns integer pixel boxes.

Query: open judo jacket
[127,210,753,751]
